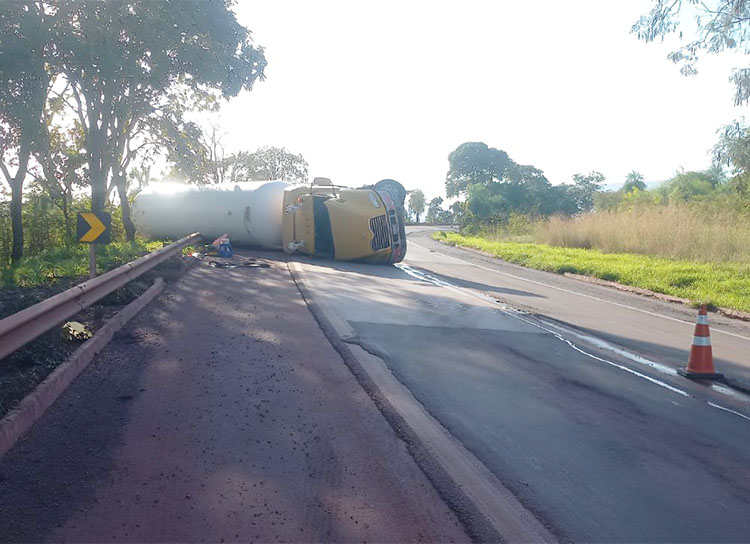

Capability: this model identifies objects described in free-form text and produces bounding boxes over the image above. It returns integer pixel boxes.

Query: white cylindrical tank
[132,181,289,248]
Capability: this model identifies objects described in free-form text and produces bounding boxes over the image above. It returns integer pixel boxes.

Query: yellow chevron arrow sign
[77,212,111,244]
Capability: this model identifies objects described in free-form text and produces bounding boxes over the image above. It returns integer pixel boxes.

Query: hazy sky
[217,0,749,200]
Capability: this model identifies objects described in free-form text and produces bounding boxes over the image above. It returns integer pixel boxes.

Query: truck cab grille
[370,214,390,251]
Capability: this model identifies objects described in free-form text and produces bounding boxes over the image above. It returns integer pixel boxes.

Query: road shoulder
[289,258,558,543]
[0,252,468,543]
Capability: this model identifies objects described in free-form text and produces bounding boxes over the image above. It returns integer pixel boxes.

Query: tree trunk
[91,173,107,212]
[7,138,31,263]
[62,195,72,245]
[89,128,108,212]
[116,174,136,242]
[10,179,23,262]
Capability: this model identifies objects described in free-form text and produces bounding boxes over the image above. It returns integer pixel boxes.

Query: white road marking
[294,260,557,543]
[539,318,679,377]
[541,319,749,403]
[512,313,691,398]
[395,263,503,307]
[397,263,690,398]
[408,240,750,342]
[707,402,750,422]
[396,262,750,423]
[710,383,750,403]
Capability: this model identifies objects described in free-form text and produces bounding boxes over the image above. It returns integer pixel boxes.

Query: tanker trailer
[132,178,407,264]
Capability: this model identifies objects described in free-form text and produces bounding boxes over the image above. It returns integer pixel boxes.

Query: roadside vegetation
[418,1,750,314]
[431,165,750,313]
[1,239,161,290]
[434,230,750,313]
[536,205,750,263]
[0,192,163,289]
[0,1,276,416]
[0,2,309,294]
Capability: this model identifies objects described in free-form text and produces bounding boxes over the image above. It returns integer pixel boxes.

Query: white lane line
[512,312,691,399]
[397,263,690,398]
[539,319,679,377]
[707,402,750,422]
[395,263,505,307]
[396,262,750,422]
[710,383,750,403]
[408,240,750,342]
[540,319,750,405]
[296,260,557,542]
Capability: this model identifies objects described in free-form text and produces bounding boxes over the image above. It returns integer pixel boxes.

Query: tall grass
[533,206,750,263]
[1,239,162,289]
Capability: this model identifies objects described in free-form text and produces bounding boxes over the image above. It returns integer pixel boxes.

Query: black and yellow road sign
[77,212,111,244]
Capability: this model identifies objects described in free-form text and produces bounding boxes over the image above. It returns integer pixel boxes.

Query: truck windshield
[313,196,335,259]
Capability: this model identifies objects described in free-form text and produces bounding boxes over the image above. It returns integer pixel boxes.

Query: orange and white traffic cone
[678,304,723,380]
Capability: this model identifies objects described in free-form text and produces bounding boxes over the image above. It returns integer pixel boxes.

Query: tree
[236,146,309,183]
[53,0,267,240]
[408,189,426,223]
[623,171,647,193]
[30,121,87,243]
[449,201,465,224]
[426,196,444,223]
[633,0,750,105]
[446,142,511,197]
[665,170,716,202]
[445,142,564,218]
[164,119,233,185]
[465,182,507,221]
[569,171,605,213]
[714,120,750,194]
[502,164,556,216]
[0,1,54,261]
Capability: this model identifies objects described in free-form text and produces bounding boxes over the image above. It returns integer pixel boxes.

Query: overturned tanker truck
[132,178,408,264]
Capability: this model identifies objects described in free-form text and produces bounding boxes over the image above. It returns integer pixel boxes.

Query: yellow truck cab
[282,178,407,264]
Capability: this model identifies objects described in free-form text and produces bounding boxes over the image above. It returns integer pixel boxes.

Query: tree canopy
[58,0,265,237]
[408,189,426,223]
[445,142,606,224]
[633,0,750,105]
[446,142,511,198]
[623,171,647,193]
[1,0,267,247]
[426,196,445,223]
[0,1,55,260]
[569,171,605,213]
[238,146,309,183]
[714,121,750,195]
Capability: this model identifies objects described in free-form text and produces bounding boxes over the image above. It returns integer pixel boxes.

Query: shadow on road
[283,253,545,299]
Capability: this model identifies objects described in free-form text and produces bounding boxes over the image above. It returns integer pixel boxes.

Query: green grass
[433,231,750,313]
[1,239,163,289]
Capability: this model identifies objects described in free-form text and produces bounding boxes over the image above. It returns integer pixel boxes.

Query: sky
[214,0,750,200]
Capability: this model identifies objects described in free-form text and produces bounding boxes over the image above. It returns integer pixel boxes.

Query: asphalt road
[294,229,750,542]
[0,254,468,543]
[407,228,750,388]
[3,231,750,543]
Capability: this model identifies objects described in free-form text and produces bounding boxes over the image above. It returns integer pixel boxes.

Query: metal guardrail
[0,232,201,361]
